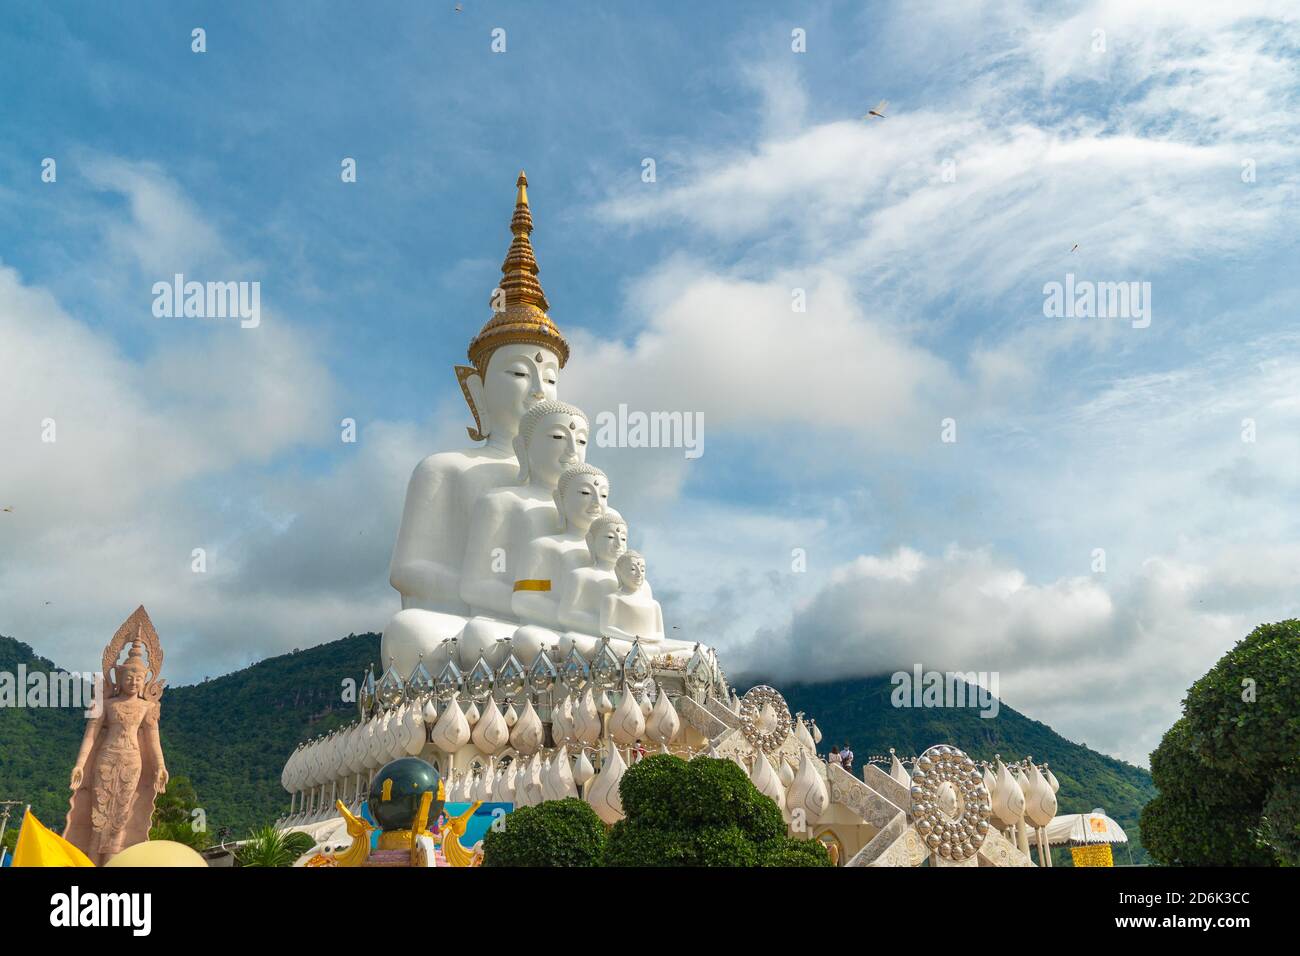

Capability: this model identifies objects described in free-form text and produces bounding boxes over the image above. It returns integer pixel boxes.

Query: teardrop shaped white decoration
[1024,764,1057,827]
[787,751,830,822]
[509,698,545,755]
[1015,765,1031,799]
[811,722,822,744]
[422,698,438,723]
[504,703,518,727]
[404,701,426,756]
[574,688,602,746]
[549,694,571,744]
[645,690,680,746]
[472,699,510,754]
[474,759,496,802]
[778,758,795,788]
[639,694,653,717]
[552,745,579,800]
[525,753,545,806]
[795,715,816,752]
[889,750,911,787]
[430,692,471,754]
[749,749,787,819]
[610,689,646,746]
[586,739,627,824]
[492,767,513,804]
[464,700,481,726]
[1046,767,1060,793]
[539,756,558,803]
[597,689,614,715]
[992,757,1025,826]
[573,749,595,787]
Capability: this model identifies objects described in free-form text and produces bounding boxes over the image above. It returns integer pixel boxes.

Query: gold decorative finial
[456,171,572,440]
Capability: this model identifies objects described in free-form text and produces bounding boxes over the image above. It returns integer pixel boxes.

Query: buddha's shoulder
[409,448,515,480]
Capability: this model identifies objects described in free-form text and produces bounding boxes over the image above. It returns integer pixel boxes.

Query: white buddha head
[554,464,609,533]
[614,550,647,593]
[514,399,589,488]
[460,344,560,444]
[585,511,628,566]
[455,172,570,443]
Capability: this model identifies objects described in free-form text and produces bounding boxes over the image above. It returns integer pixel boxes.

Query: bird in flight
[864,99,888,119]
[2,506,12,513]
[454,2,463,11]
[1071,243,1079,253]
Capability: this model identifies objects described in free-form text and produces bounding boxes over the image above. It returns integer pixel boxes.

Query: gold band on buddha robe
[513,579,552,592]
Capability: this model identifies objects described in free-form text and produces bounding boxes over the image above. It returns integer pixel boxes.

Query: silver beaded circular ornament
[908,744,992,862]
[738,685,792,753]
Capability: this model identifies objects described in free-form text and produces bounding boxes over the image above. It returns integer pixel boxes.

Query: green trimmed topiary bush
[604,754,829,867]
[482,798,607,867]
[1140,619,1300,866]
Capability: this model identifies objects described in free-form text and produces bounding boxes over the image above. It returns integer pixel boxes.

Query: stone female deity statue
[65,606,169,866]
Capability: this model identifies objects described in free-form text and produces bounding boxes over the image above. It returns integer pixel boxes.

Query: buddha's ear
[456,366,488,442]
[553,488,567,530]
[513,433,529,481]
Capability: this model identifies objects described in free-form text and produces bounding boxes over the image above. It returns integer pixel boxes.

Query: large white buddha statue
[456,399,591,666]
[381,172,571,679]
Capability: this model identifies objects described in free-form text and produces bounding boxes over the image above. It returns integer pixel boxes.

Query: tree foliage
[1141,620,1300,866]
[604,755,829,867]
[148,775,209,850]
[482,798,607,867]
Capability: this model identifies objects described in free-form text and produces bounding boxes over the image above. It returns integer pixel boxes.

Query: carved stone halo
[908,744,992,862]
[738,685,791,753]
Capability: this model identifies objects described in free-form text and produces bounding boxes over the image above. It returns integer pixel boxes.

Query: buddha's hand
[155,767,169,793]
[70,765,84,789]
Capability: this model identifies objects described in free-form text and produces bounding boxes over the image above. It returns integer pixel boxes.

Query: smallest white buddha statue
[600,550,664,644]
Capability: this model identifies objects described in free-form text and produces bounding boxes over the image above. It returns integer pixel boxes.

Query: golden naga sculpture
[65,606,169,866]
[331,778,483,867]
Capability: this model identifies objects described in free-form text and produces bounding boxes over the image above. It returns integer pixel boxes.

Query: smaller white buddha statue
[512,464,610,626]
[600,550,664,644]
[556,511,627,636]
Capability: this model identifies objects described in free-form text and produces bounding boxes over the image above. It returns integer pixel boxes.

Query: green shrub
[1261,771,1300,866]
[1184,620,1300,778]
[603,755,825,867]
[482,798,607,867]
[1141,620,1300,866]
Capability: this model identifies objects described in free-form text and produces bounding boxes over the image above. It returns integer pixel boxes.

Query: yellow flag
[12,809,95,867]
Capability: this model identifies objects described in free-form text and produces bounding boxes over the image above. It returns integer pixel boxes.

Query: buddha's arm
[557,573,600,634]
[511,545,560,623]
[389,458,459,602]
[459,500,512,611]
[598,593,636,642]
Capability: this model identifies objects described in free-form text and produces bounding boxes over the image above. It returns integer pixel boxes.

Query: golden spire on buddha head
[457,171,571,442]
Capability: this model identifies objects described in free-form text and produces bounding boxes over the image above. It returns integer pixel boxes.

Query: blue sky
[2,1,1299,765]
